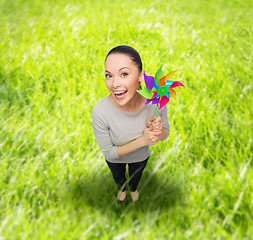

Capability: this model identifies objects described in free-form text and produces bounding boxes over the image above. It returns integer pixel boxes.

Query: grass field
[0,0,252,239]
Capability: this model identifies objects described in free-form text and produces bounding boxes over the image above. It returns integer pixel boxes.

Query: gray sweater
[92,95,170,163]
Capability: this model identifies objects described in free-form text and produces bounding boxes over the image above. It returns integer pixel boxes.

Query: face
[105,53,143,109]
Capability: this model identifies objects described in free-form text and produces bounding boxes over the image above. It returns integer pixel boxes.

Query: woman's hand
[146,116,154,129]
[147,116,163,131]
[151,116,163,132]
[141,128,162,146]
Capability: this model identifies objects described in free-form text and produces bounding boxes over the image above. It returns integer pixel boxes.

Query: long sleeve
[92,107,119,160]
[159,105,170,140]
[91,95,158,164]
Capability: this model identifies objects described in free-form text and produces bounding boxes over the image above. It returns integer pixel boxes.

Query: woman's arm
[117,137,145,158]
[92,108,118,160]
[158,128,168,141]
[92,107,161,160]
[117,128,162,158]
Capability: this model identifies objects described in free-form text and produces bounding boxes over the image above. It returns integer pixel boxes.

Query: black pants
[105,157,149,192]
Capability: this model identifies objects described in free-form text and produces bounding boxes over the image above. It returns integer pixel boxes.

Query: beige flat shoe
[130,190,140,202]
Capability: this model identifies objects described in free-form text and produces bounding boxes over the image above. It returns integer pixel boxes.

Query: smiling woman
[104,53,143,112]
[92,45,170,202]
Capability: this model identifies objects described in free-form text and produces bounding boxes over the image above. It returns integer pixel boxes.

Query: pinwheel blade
[170,81,185,88]
[170,91,176,100]
[168,86,175,92]
[154,64,163,87]
[144,99,153,105]
[165,80,174,88]
[152,97,160,104]
[144,72,154,91]
[153,81,160,90]
[159,75,166,86]
[145,97,160,105]
[136,87,153,99]
[165,70,179,81]
[159,70,178,85]
[159,96,169,109]
[152,93,157,98]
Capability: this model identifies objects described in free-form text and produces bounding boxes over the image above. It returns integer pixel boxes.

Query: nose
[112,76,121,88]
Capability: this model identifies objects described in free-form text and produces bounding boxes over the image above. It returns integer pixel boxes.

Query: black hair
[105,45,142,72]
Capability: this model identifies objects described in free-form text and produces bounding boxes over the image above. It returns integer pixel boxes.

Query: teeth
[114,91,126,95]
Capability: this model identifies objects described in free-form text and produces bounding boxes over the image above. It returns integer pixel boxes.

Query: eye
[105,74,112,79]
[121,72,128,77]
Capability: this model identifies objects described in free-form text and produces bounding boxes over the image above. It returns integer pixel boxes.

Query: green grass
[0,0,252,239]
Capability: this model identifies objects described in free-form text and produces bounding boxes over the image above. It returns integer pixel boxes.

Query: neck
[124,93,142,113]
[110,93,146,113]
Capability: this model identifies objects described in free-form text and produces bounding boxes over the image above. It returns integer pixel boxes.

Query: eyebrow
[119,67,131,71]
[105,67,131,73]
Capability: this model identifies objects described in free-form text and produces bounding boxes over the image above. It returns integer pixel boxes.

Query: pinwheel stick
[156,103,158,118]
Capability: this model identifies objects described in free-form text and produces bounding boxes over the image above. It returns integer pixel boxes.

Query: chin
[113,93,132,106]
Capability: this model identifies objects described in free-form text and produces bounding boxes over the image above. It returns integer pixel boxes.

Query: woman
[92,45,170,202]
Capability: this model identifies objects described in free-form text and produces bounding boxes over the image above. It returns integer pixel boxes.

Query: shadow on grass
[60,164,184,216]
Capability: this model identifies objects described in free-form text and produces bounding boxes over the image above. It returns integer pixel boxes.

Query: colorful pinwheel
[137,65,185,117]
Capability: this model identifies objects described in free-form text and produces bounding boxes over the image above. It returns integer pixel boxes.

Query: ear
[139,70,144,83]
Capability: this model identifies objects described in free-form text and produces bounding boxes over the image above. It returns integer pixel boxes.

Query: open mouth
[114,90,127,99]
